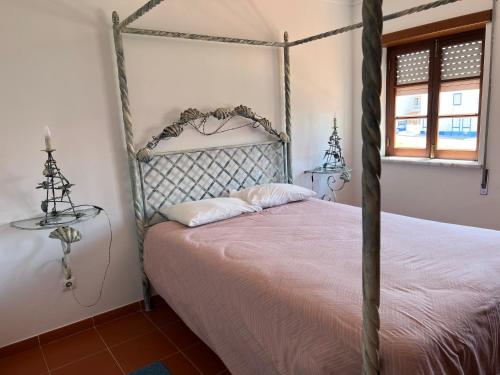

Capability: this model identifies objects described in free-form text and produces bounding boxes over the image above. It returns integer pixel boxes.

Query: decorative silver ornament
[212,108,231,120]
[137,147,154,162]
[49,226,82,243]
[160,123,184,138]
[234,105,255,118]
[279,132,290,143]
[258,118,272,132]
[179,108,203,123]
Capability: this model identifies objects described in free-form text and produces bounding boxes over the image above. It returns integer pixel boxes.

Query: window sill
[381,156,482,169]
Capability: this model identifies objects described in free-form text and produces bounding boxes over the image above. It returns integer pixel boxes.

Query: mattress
[144,199,500,375]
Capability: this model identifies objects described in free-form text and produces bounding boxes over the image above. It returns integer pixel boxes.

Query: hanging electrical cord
[59,204,112,307]
[481,0,497,195]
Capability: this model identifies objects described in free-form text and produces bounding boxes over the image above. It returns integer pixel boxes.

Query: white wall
[350,0,500,230]
[0,0,353,347]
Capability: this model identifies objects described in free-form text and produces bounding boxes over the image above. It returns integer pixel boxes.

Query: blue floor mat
[128,361,171,375]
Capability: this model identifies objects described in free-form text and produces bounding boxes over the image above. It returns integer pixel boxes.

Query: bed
[144,198,500,375]
[112,1,494,371]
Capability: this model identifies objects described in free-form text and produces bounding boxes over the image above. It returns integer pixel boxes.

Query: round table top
[10,207,101,231]
[304,165,352,175]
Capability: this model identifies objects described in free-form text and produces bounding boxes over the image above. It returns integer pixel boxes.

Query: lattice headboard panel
[139,141,286,224]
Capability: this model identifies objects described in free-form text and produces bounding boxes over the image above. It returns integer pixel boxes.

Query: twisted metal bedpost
[283,32,293,184]
[119,0,166,29]
[112,11,152,311]
[361,0,382,374]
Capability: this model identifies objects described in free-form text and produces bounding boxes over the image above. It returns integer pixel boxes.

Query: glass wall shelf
[10,207,101,230]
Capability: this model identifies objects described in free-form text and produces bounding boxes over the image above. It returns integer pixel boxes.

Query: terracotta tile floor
[0,305,230,375]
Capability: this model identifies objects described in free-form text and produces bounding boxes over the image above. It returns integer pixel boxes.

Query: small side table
[304,166,352,202]
[10,207,101,290]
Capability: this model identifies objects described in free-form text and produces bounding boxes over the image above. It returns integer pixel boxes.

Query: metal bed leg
[143,281,152,311]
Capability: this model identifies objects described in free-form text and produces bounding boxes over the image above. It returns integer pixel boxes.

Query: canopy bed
[111,0,499,373]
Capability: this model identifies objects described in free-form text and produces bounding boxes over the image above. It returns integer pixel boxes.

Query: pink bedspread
[144,199,500,375]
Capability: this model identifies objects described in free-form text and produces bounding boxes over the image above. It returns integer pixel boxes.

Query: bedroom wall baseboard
[0,295,166,359]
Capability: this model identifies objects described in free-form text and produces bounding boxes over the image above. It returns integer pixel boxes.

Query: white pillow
[160,197,261,227]
[230,183,316,209]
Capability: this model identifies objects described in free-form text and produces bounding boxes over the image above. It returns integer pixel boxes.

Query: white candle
[44,126,53,151]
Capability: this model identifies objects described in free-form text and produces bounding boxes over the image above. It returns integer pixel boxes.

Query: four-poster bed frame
[112,0,461,373]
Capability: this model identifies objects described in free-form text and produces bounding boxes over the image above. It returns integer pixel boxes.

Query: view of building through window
[395,85,428,149]
[394,79,480,151]
[437,79,480,151]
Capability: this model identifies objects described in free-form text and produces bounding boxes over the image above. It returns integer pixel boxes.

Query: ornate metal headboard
[136,106,290,225]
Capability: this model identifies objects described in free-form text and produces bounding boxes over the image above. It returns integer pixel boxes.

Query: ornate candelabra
[11,127,100,231]
[323,117,346,170]
[37,149,81,226]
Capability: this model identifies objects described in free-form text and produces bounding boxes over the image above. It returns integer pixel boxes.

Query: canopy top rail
[119,0,165,29]
[117,0,463,49]
[289,0,461,47]
[121,27,285,47]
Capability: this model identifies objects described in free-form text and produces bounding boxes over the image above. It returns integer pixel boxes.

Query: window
[413,97,422,111]
[453,93,462,106]
[386,29,485,160]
